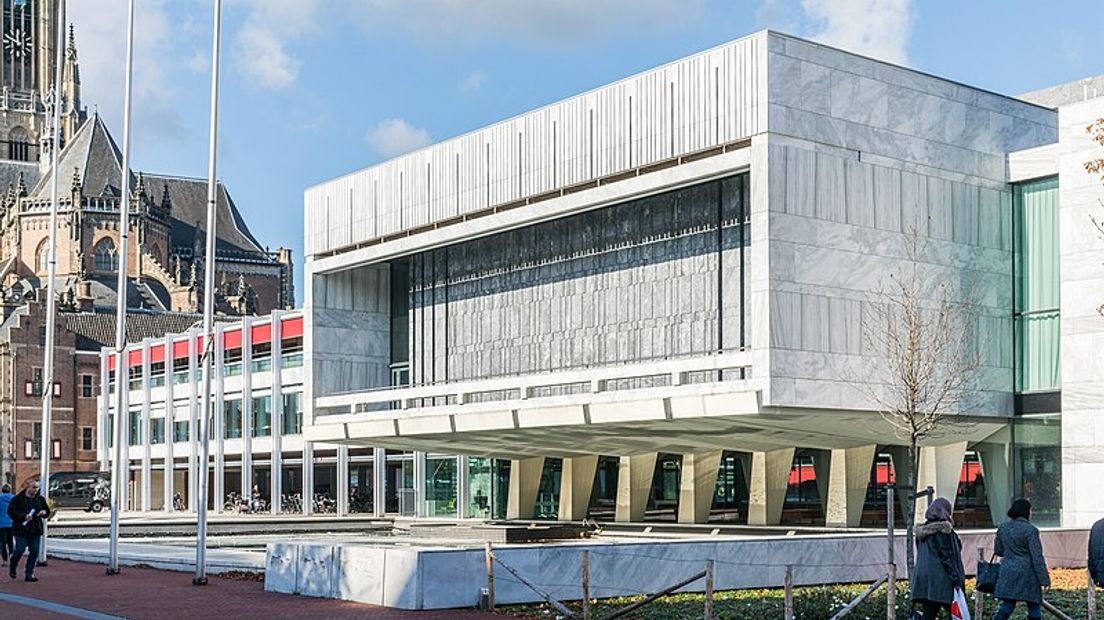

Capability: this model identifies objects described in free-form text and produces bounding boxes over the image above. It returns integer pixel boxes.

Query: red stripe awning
[108,353,116,372]
[127,349,143,367]
[173,339,190,360]
[149,345,165,364]
[223,329,242,350]
[281,316,303,339]
[251,322,272,345]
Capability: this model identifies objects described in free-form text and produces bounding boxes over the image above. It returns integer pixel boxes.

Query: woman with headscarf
[911,497,966,619]
[992,498,1050,620]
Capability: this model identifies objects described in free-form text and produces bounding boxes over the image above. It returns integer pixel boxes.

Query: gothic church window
[7,126,30,162]
[35,238,48,274]
[94,238,118,272]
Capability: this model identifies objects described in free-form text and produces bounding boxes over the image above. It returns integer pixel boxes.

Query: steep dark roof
[28,114,267,258]
[31,113,132,199]
[60,309,204,351]
[145,174,265,256]
[0,161,41,195]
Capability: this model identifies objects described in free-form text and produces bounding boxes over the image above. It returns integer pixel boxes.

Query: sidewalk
[0,559,491,619]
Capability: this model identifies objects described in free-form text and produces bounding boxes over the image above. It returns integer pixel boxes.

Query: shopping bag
[976,555,1000,593]
[950,587,972,620]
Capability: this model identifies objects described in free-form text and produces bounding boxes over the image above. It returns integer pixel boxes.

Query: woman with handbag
[992,498,1050,620]
[912,497,966,619]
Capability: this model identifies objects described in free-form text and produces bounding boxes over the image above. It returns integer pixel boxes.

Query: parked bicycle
[172,492,186,511]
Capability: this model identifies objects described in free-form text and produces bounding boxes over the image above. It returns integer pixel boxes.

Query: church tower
[0,0,84,163]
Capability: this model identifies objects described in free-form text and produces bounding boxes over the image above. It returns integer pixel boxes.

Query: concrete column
[141,340,152,512]
[213,323,226,513]
[163,335,175,512]
[458,455,470,519]
[413,451,426,518]
[615,453,658,523]
[336,445,350,517]
[373,447,386,518]
[747,448,795,526]
[558,455,598,521]
[816,445,877,528]
[884,445,914,520]
[302,441,315,515]
[241,317,253,501]
[507,457,545,520]
[270,312,284,514]
[678,451,722,524]
[975,441,1012,527]
[915,441,968,523]
[187,329,199,513]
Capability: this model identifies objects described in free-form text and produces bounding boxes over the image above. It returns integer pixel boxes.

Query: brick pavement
[0,559,493,619]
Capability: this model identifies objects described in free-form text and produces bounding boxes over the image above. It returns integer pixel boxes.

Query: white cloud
[365,118,432,159]
[69,0,186,142]
[459,70,486,92]
[232,0,322,90]
[799,0,914,65]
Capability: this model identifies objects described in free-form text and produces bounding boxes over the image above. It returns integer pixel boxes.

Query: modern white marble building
[111,31,1104,528]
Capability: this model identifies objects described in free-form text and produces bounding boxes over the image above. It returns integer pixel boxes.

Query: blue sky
[67,0,1103,299]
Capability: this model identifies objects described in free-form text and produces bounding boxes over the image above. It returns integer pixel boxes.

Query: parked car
[48,471,110,512]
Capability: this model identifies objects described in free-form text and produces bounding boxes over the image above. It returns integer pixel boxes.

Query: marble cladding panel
[311,265,391,397]
[764,141,1013,413]
[1055,99,1104,525]
[407,175,751,383]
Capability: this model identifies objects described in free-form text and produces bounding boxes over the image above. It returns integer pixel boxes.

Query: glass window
[128,366,143,391]
[282,392,302,435]
[252,395,272,437]
[80,374,94,398]
[94,239,119,272]
[426,456,458,517]
[1012,413,1061,527]
[149,361,165,388]
[1014,177,1060,392]
[81,427,94,451]
[224,348,243,376]
[151,418,165,445]
[174,419,189,443]
[252,341,272,373]
[282,337,303,368]
[224,398,242,439]
[173,367,192,385]
[129,411,142,446]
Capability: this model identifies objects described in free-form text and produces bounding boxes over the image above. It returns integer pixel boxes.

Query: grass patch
[502,569,1101,619]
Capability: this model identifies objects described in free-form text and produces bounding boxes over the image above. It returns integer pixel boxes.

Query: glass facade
[252,395,272,437]
[224,399,242,439]
[425,456,458,517]
[1014,177,1060,393]
[1012,414,1062,526]
[282,392,302,435]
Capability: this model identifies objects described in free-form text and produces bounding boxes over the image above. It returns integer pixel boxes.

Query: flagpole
[37,0,68,568]
[107,0,136,576]
[194,0,223,586]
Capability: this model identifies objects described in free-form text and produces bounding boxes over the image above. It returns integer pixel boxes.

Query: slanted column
[678,451,723,524]
[336,445,350,517]
[815,445,877,528]
[615,453,658,523]
[558,455,598,521]
[506,457,545,519]
[372,447,386,517]
[975,441,1011,526]
[915,441,968,523]
[747,448,795,526]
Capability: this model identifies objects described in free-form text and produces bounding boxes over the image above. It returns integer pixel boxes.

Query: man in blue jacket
[0,483,13,565]
[1091,516,1104,588]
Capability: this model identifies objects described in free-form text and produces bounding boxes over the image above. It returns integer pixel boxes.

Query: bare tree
[847,230,982,577]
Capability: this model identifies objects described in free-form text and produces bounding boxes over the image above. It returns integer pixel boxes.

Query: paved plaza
[0,559,489,620]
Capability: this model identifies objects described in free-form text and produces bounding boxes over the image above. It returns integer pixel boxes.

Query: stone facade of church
[0,0,295,485]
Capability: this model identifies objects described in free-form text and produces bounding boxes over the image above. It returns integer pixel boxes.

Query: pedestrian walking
[0,483,13,565]
[911,497,966,619]
[991,498,1050,620]
[7,478,51,582]
[1090,515,1104,588]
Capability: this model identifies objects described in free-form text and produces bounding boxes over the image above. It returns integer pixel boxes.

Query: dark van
[48,471,110,512]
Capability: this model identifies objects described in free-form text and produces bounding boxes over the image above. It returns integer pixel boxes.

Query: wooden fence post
[485,541,495,612]
[582,550,591,620]
[975,547,984,620]
[784,564,795,620]
[704,560,715,620]
[887,484,896,620]
[1089,567,1097,620]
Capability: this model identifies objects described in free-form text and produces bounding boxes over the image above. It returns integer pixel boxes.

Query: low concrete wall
[264,528,1090,610]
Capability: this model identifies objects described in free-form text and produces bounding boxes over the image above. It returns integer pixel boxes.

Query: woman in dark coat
[992,498,1050,620]
[911,497,966,619]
